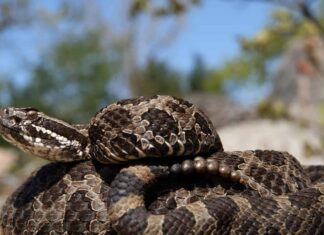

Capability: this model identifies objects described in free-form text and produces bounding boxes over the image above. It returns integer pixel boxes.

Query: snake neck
[0,107,91,162]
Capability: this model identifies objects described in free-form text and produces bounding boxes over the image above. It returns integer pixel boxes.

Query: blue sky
[130,0,274,102]
[0,0,275,102]
[153,1,274,71]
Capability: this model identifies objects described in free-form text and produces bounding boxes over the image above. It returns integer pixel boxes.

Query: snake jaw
[0,107,90,162]
[0,107,27,127]
[0,107,38,145]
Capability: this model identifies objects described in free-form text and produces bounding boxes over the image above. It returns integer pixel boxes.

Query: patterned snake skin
[89,95,222,164]
[0,95,324,234]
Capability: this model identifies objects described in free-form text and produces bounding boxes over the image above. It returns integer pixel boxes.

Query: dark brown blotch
[288,188,321,208]
[245,195,279,218]
[175,97,193,108]
[162,207,196,235]
[141,108,178,137]
[166,100,186,113]
[203,197,239,234]
[193,112,213,134]
[101,107,131,129]
[253,150,286,166]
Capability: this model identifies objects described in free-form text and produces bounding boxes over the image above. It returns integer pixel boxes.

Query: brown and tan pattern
[107,151,323,234]
[0,155,323,234]
[0,95,324,234]
[0,161,114,234]
[0,95,222,164]
[89,95,222,163]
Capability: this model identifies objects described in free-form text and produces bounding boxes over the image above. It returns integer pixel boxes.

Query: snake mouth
[0,124,20,143]
[0,108,17,132]
[0,122,13,138]
[0,107,7,117]
[0,120,33,149]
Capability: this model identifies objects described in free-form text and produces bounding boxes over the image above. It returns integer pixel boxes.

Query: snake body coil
[0,95,222,163]
[89,95,223,163]
[0,95,323,234]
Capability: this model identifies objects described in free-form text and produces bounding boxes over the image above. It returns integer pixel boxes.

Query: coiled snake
[0,95,323,234]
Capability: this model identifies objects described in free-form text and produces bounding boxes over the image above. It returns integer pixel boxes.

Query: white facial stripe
[30,124,81,148]
[1,109,89,162]
[23,134,33,142]
[32,124,48,134]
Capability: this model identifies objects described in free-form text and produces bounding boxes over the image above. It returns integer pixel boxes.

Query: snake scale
[0,95,323,234]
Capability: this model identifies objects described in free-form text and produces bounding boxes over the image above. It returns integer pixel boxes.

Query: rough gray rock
[218,119,324,165]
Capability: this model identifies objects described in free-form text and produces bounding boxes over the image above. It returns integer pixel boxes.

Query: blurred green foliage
[257,100,290,120]
[203,7,324,90]
[9,29,121,123]
[0,0,323,122]
[129,0,201,17]
[131,54,219,96]
[131,58,183,96]
[188,55,208,92]
[0,0,323,164]
[320,102,324,126]
[130,0,324,96]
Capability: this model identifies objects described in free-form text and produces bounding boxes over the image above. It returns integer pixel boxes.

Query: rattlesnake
[0,95,323,234]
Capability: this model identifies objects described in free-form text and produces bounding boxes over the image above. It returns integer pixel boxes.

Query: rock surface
[186,94,257,128]
[218,119,324,165]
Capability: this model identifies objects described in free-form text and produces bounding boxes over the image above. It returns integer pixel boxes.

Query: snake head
[0,107,40,143]
[0,107,89,162]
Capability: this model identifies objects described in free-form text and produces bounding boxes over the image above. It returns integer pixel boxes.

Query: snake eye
[24,108,39,119]
[27,110,38,118]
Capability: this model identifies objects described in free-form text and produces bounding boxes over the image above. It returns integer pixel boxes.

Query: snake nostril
[0,108,7,117]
